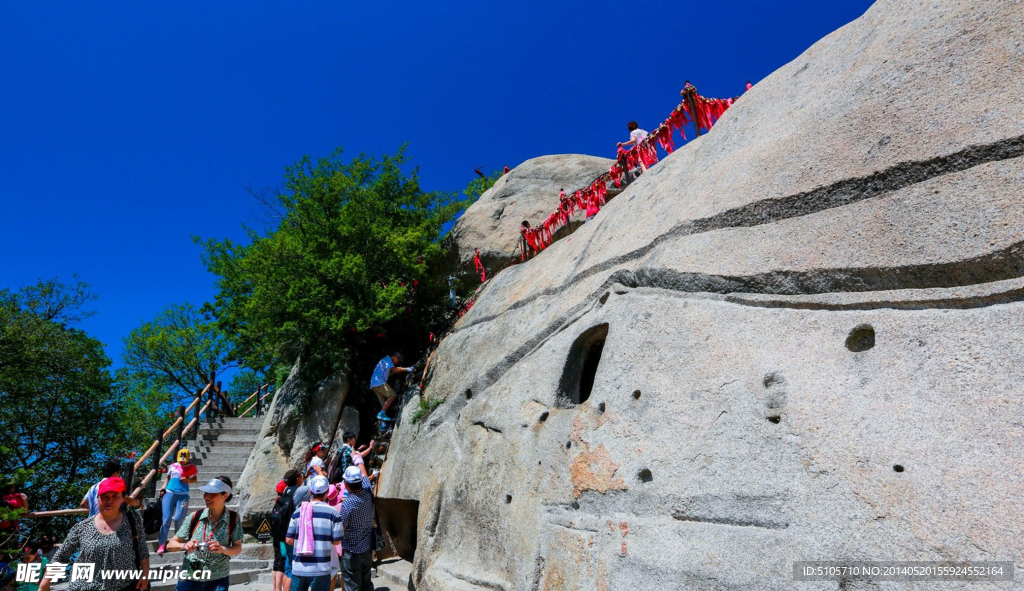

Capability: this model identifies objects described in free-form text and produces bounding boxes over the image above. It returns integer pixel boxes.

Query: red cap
[276,480,286,494]
[97,477,126,496]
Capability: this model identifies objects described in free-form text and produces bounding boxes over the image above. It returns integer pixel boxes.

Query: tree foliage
[197,146,471,380]
[122,303,234,404]
[0,279,134,539]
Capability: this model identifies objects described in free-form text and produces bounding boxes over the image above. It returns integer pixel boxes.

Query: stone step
[195,432,261,442]
[192,449,255,461]
[150,567,268,591]
[376,558,414,588]
[187,438,257,449]
[195,427,262,438]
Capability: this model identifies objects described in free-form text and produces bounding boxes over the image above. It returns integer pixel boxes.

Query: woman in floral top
[38,478,149,591]
[165,477,242,591]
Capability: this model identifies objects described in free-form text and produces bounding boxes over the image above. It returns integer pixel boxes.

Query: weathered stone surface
[378,1,1024,589]
[331,406,361,444]
[449,154,615,273]
[236,364,350,523]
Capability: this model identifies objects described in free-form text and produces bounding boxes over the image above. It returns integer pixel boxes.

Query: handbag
[125,510,149,590]
[142,500,162,535]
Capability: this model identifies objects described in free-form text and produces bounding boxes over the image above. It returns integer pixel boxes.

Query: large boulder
[449,154,615,273]
[236,363,352,524]
[379,1,1024,589]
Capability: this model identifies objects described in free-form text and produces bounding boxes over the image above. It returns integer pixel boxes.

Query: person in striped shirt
[285,475,343,591]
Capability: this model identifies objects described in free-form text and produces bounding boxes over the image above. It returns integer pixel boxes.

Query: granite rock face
[449,155,615,273]
[236,364,352,524]
[377,1,1024,589]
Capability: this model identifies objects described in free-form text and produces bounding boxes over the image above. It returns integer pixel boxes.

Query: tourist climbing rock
[368,353,413,413]
[617,121,649,151]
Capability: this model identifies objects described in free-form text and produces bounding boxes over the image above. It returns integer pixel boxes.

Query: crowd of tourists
[4,351,412,591]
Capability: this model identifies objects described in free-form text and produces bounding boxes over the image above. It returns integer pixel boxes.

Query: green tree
[0,278,129,544]
[197,146,471,381]
[122,303,234,405]
[463,170,501,202]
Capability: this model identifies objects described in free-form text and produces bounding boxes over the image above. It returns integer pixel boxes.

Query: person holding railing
[156,449,198,555]
[617,121,649,151]
[369,353,414,414]
[39,477,150,591]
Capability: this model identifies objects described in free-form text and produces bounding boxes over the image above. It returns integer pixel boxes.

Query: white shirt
[307,456,325,477]
[630,128,649,146]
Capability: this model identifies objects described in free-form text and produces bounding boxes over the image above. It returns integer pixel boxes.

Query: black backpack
[269,486,296,540]
[142,500,163,535]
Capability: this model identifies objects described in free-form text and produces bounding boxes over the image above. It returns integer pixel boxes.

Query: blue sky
[0,1,874,370]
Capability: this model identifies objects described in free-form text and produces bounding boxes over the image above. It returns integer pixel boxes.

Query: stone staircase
[143,416,273,591]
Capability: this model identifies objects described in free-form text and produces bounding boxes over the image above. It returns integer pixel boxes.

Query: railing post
[256,385,263,416]
[176,405,185,449]
[150,427,163,498]
[208,391,217,425]
[685,87,702,138]
[192,389,201,442]
[122,460,135,496]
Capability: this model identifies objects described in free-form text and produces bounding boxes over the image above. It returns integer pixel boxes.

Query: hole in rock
[375,498,419,561]
[566,441,572,449]
[893,464,904,473]
[597,403,606,414]
[846,324,875,352]
[763,372,785,388]
[539,411,549,423]
[571,501,580,510]
[638,468,653,483]
[465,389,473,400]
[632,390,642,400]
[557,324,609,407]
[505,494,513,504]
[767,415,781,424]
[599,292,610,305]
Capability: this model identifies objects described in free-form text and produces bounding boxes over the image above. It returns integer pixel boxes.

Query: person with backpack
[327,433,373,483]
[164,477,242,591]
[270,470,301,591]
[270,481,288,591]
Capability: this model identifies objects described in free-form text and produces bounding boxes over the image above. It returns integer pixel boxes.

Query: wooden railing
[25,373,256,518]
[237,383,274,417]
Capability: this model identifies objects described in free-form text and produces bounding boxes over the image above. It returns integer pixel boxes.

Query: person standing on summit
[369,353,413,413]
